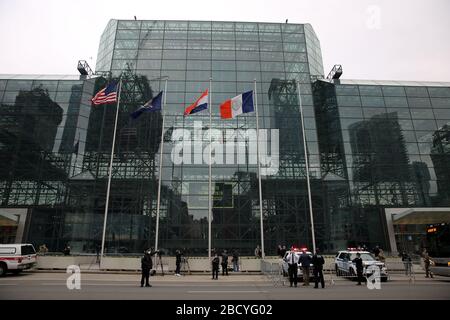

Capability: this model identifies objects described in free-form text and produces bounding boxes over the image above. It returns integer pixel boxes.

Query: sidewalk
[22,271,269,283]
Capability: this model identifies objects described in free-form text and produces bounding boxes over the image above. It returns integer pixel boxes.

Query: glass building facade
[0,20,449,255]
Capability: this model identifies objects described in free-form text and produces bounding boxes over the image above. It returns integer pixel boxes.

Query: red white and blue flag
[220,91,254,119]
[184,90,208,116]
[91,81,118,105]
[130,91,163,119]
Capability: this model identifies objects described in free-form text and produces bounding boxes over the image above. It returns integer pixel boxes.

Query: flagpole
[208,77,212,263]
[254,79,265,259]
[100,78,122,265]
[296,80,316,253]
[155,78,168,251]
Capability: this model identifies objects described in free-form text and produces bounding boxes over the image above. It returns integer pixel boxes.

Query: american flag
[91,81,118,105]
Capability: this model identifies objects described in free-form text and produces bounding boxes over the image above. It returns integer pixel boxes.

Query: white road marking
[187,290,268,293]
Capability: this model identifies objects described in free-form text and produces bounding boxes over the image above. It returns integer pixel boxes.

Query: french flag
[184,90,208,116]
[220,91,254,119]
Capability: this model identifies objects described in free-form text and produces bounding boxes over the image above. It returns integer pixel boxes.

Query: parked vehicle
[0,244,37,276]
[335,249,388,282]
[281,247,314,281]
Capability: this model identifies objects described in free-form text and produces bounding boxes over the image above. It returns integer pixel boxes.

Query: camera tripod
[180,257,191,275]
[154,253,165,276]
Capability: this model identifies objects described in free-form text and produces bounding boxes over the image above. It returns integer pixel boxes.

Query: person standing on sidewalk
[353,252,364,285]
[232,249,239,272]
[299,249,312,286]
[400,251,412,276]
[422,249,434,278]
[377,249,386,263]
[284,248,299,287]
[312,249,325,289]
[254,245,262,259]
[175,249,183,276]
[212,252,220,280]
[141,249,154,287]
[221,250,229,276]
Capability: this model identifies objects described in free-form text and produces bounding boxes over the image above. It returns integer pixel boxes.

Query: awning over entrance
[385,208,450,254]
[391,208,450,225]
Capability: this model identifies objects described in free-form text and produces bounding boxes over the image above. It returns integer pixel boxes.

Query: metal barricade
[384,260,417,283]
[261,260,285,287]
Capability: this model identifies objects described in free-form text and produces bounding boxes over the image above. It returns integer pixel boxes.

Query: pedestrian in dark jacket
[299,250,312,286]
[312,249,325,288]
[141,249,155,287]
[221,250,229,276]
[232,249,239,272]
[175,249,183,276]
[400,251,412,276]
[352,252,364,285]
[212,253,220,280]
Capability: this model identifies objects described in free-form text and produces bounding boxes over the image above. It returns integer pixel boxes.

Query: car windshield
[349,253,375,261]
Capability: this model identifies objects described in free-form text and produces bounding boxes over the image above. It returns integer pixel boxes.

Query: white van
[0,244,37,276]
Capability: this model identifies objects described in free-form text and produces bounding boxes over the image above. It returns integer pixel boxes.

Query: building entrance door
[0,208,28,244]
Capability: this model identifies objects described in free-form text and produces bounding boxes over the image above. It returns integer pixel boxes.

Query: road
[0,272,449,300]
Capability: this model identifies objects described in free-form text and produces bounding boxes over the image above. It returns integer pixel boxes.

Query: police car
[334,249,388,282]
[281,247,314,281]
[0,244,37,276]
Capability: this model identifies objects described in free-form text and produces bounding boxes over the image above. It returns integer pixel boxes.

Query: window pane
[382,86,406,96]
[407,97,431,108]
[405,86,428,97]
[335,85,359,95]
[428,87,450,97]
[358,85,382,96]
[337,95,361,107]
[361,96,385,107]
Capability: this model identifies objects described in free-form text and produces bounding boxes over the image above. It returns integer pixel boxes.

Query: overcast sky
[0,0,449,82]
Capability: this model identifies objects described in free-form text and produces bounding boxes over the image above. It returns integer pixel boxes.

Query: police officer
[284,248,299,287]
[312,249,325,289]
[141,249,155,287]
[352,252,364,285]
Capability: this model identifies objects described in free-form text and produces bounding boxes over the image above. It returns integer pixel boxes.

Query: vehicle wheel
[0,263,7,277]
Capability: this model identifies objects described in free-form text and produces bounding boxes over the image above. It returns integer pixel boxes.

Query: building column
[384,209,398,255]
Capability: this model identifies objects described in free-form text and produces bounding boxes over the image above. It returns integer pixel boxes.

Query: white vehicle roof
[338,250,371,254]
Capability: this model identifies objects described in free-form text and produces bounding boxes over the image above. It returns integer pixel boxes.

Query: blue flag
[130,91,163,119]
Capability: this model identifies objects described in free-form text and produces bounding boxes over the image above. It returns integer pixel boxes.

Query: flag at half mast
[91,81,118,105]
[184,90,208,116]
[130,91,163,119]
